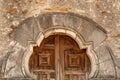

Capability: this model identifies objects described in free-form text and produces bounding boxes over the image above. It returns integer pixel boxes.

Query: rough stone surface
[0,0,119,79]
[10,13,107,47]
[94,43,116,78]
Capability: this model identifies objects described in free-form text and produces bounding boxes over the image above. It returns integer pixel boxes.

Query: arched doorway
[9,12,116,79]
[29,35,91,80]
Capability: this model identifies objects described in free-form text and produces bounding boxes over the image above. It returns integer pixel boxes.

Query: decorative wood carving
[29,35,91,80]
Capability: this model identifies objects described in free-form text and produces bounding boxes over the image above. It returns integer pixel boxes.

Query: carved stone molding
[6,12,116,79]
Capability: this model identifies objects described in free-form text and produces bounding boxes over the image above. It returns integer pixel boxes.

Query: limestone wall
[0,0,120,79]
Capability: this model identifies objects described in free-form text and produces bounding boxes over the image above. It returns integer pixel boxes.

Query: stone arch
[11,12,107,48]
[8,12,116,79]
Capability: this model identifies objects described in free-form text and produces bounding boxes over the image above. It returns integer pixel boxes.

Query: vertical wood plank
[55,35,60,80]
[59,35,65,80]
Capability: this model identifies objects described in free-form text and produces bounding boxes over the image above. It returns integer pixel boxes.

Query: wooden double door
[29,35,91,80]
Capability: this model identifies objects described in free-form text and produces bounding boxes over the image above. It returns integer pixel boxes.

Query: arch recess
[8,12,116,79]
[22,27,98,78]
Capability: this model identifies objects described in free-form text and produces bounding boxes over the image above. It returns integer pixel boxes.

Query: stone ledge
[89,78,117,80]
[0,78,34,80]
[0,78,117,80]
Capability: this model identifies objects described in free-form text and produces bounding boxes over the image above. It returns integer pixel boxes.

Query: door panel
[64,49,86,80]
[29,36,56,80]
[62,36,89,80]
[29,35,91,80]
